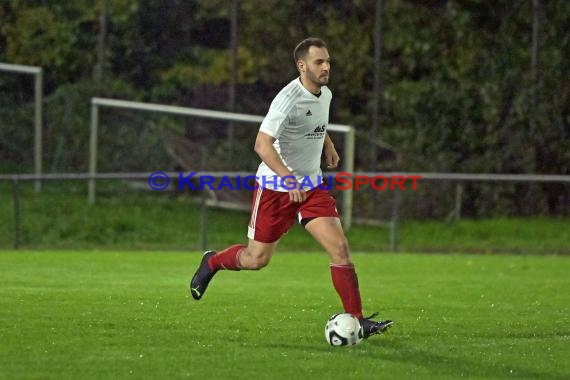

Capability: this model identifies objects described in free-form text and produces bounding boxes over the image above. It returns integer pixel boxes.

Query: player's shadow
[267,338,568,379]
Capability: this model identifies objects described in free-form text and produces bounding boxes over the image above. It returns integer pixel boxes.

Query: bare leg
[238,239,279,269]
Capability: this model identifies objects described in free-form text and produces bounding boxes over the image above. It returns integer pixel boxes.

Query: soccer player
[190,37,392,338]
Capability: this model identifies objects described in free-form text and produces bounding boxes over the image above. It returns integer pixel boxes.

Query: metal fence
[1,171,568,251]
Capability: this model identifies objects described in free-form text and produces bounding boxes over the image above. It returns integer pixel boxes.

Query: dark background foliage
[1,0,568,217]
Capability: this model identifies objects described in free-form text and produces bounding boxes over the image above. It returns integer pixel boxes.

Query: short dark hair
[293,38,328,64]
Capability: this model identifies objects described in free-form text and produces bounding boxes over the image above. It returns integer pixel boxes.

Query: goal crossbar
[0,63,43,191]
[89,97,355,228]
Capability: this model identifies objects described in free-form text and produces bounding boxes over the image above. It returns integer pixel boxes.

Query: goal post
[0,63,43,191]
[88,97,355,229]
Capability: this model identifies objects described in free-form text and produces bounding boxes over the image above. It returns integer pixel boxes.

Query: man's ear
[297,60,305,72]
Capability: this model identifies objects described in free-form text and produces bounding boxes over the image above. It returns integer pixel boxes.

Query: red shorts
[247,186,339,243]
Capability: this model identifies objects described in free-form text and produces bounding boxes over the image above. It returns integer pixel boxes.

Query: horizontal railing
[2,171,568,182]
[1,172,568,250]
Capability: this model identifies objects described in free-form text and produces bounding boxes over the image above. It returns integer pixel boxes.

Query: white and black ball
[324,313,364,346]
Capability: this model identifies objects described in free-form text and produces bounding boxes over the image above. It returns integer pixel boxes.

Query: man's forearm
[255,143,295,180]
[324,132,335,149]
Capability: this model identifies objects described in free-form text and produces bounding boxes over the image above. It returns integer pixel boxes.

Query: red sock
[208,244,245,272]
[330,264,363,319]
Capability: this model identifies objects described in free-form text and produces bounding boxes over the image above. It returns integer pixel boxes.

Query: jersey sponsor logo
[304,124,326,139]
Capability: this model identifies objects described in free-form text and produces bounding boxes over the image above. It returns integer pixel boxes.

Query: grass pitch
[0,251,568,379]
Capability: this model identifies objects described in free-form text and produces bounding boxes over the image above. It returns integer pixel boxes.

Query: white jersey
[256,77,332,192]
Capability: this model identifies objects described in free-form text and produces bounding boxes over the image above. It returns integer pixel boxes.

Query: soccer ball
[324,313,364,346]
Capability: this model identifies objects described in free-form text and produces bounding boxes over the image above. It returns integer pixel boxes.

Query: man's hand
[325,144,340,169]
[283,177,307,203]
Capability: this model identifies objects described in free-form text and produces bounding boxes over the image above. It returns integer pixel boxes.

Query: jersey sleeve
[259,109,288,139]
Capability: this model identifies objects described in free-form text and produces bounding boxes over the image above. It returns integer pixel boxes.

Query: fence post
[342,126,355,230]
[34,69,43,192]
[390,189,400,253]
[12,179,21,249]
[199,190,208,251]
[198,147,208,251]
[455,183,463,221]
[88,101,99,204]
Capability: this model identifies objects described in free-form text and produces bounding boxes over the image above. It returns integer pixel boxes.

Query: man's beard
[308,71,329,86]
